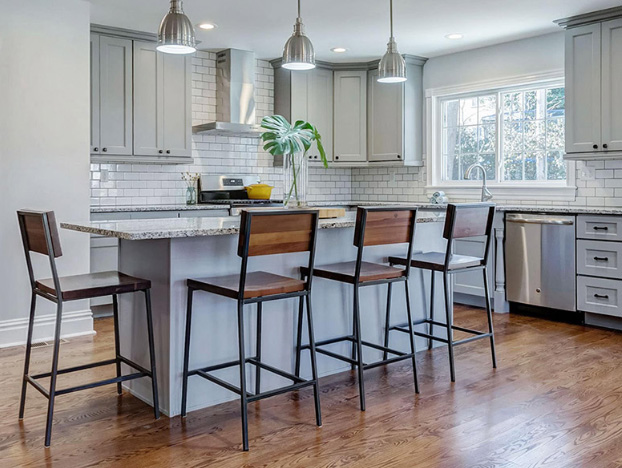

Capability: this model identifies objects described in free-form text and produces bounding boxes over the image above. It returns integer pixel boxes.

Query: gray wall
[0,0,92,342]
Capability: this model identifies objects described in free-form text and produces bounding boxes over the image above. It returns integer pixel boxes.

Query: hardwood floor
[2,306,622,467]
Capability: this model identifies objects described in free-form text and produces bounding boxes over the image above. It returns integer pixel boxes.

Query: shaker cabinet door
[307,68,334,162]
[90,34,101,154]
[133,41,163,157]
[161,53,192,158]
[602,18,622,152]
[368,68,404,162]
[98,35,133,156]
[565,24,602,154]
[333,70,367,162]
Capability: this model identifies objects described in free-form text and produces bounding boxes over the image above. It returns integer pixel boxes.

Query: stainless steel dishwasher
[505,213,576,312]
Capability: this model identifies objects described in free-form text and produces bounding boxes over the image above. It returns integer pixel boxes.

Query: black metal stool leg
[237,300,250,451]
[382,282,393,361]
[482,267,497,368]
[44,301,63,447]
[144,290,160,420]
[404,280,420,394]
[429,271,435,351]
[353,285,366,411]
[255,302,262,395]
[350,302,357,371]
[112,294,122,395]
[181,288,194,417]
[19,292,37,420]
[305,293,322,427]
[442,273,456,382]
[294,295,304,378]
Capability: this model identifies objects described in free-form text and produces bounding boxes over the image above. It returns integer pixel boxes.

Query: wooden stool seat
[389,252,484,272]
[302,261,406,284]
[36,271,151,300]
[188,271,305,299]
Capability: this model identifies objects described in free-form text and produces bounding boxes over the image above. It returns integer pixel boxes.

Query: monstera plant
[260,115,327,207]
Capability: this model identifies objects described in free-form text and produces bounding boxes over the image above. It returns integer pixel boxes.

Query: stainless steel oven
[505,213,576,312]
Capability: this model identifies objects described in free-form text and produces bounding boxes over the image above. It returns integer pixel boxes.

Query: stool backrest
[237,210,320,295]
[353,206,418,278]
[17,210,63,295]
[443,203,496,267]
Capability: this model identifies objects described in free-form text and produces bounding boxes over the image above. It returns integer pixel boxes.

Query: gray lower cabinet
[92,34,133,156]
[577,214,622,328]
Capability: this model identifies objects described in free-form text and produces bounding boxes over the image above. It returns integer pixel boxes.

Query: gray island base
[63,212,446,416]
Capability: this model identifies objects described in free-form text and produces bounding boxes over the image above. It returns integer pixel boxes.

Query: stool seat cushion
[36,271,151,301]
[188,271,306,299]
[302,261,406,284]
[389,252,484,272]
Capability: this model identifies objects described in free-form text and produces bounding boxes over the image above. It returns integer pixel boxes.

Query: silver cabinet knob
[102,147,108,152]
[159,150,163,154]
[166,150,171,154]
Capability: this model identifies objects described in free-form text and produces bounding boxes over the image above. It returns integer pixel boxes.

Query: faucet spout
[464,164,493,202]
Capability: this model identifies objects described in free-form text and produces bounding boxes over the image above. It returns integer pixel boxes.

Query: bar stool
[387,203,497,382]
[181,210,322,451]
[297,206,419,411]
[16,210,159,447]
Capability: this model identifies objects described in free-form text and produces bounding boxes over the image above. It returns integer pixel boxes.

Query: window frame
[425,71,576,201]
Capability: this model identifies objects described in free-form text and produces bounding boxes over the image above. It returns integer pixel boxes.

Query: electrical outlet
[101,169,109,183]
[580,165,595,180]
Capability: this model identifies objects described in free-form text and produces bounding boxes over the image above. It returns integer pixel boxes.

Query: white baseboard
[0,309,95,348]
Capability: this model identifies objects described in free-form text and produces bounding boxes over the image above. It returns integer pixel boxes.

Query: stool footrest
[304,335,412,369]
[393,320,489,337]
[55,372,148,396]
[392,324,493,347]
[190,358,316,403]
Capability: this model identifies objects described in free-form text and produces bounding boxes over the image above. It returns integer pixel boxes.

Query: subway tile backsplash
[91,51,622,209]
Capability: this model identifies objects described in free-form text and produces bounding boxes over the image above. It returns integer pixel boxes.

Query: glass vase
[186,186,197,205]
[283,152,307,208]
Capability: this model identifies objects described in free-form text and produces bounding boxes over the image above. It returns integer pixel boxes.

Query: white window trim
[425,70,577,201]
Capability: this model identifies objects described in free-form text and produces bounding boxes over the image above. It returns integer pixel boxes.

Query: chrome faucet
[464,164,493,202]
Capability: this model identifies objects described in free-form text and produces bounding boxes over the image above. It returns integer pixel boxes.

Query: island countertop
[62,211,445,240]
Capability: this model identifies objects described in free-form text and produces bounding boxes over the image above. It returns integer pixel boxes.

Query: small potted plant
[260,115,327,208]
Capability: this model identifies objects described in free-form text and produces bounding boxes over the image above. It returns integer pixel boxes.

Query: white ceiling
[89,0,621,61]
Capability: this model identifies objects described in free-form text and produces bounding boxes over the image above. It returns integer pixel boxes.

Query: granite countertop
[90,201,622,216]
[63,211,445,241]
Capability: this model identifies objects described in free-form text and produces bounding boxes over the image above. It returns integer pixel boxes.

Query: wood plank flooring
[1,306,622,467]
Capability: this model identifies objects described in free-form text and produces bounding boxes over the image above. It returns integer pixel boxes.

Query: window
[439,83,566,184]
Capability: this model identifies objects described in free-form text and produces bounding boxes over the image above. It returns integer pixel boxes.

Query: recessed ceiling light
[331,47,347,53]
[445,33,463,40]
[198,22,218,30]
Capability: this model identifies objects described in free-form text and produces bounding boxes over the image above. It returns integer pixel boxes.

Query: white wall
[423,32,565,90]
[0,0,93,346]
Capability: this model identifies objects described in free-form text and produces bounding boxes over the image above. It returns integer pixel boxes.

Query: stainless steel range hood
[192,49,262,137]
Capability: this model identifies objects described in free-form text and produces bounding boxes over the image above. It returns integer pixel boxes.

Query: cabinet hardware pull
[604,144,609,149]
[593,226,609,231]
[397,154,401,159]
[166,150,171,154]
[102,147,108,152]
[335,156,340,160]
[158,150,163,154]
[594,256,609,261]
[93,147,99,152]
[593,144,599,149]
[594,293,609,299]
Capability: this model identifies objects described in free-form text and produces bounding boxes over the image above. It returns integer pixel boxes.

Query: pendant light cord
[390,0,394,39]
[298,0,302,20]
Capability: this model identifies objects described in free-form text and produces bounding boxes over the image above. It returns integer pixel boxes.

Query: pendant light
[282,0,316,70]
[378,0,406,83]
[157,0,196,55]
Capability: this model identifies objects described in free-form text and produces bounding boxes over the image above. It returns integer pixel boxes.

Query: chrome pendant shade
[282,0,315,70]
[157,0,196,55]
[378,0,406,83]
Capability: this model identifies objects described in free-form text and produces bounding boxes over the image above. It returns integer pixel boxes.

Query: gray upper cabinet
[565,24,602,154]
[96,35,133,156]
[560,8,622,159]
[133,41,192,158]
[602,18,622,152]
[334,70,367,163]
[274,66,334,164]
[367,57,425,166]
[91,28,192,162]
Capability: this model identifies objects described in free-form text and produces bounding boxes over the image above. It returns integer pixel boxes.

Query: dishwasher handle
[506,214,575,226]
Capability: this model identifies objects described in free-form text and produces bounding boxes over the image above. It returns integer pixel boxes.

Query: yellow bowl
[245,184,274,200]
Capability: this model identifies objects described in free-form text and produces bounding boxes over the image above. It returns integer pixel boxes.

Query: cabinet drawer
[577,215,622,241]
[577,239,622,279]
[577,275,622,317]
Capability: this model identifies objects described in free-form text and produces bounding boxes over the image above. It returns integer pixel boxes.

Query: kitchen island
[63,211,446,416]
